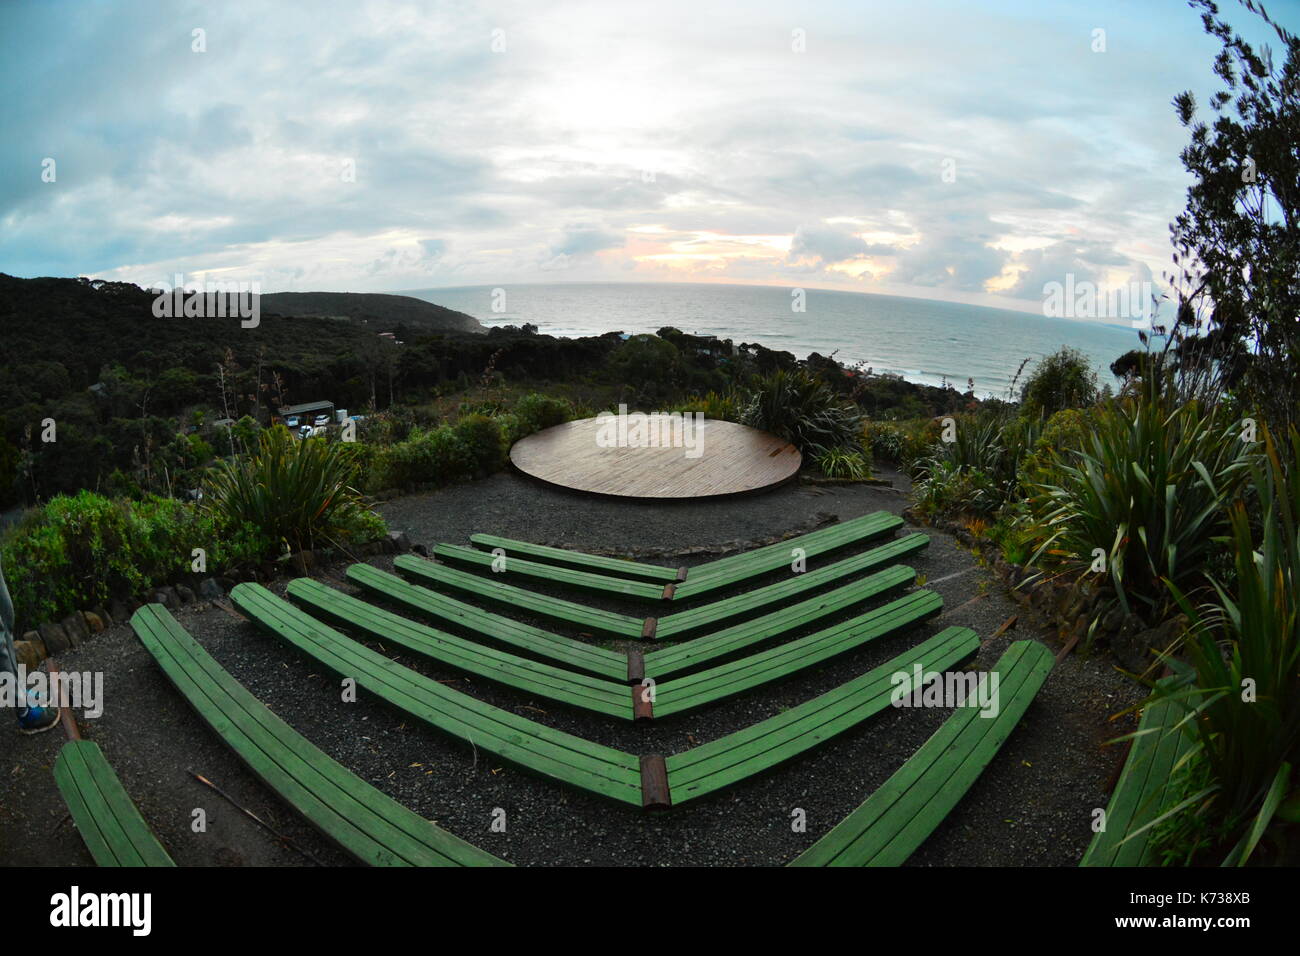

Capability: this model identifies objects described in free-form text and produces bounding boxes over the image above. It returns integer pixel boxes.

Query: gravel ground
[1,465,1145,867]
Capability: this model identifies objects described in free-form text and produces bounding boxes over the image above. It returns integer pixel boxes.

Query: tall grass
[206,425,373,555]
[1154,427,1300,864]
[739,369,863,454]
[1024,383,1254,626]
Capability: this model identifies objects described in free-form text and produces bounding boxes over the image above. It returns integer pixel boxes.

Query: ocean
[402,282,1140,398]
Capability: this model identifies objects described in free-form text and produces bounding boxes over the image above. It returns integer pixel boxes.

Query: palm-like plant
[739,369,863,455]
[1025,384,1254,625]
[1154,426,1300,865]
[205,425,369,555]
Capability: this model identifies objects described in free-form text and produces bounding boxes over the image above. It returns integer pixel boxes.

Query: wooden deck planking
[509,417,801,498]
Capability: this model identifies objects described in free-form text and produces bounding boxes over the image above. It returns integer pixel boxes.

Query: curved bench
[791,640,1054,866]
[131,604,507,866]
[468,511,905,601]
[664,626,981,805]
[53,740,175,867]
[229,584,645,806]
[1080,679,1198,867]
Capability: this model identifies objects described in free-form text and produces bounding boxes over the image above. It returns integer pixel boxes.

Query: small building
[277,401,335,427]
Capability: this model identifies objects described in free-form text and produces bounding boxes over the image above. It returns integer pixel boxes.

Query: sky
[1,0,1295,319]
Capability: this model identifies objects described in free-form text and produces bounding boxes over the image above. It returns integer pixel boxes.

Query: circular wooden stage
[509,416,802,499]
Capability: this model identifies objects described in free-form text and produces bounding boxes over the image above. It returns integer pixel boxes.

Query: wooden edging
[639,755,672,809]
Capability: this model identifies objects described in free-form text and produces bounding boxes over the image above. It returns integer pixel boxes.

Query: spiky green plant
[206,425,372,555]
[1152,426,1300,865]
[740,369,863,455]
[814,446,871,480]
[1024,384,1254,626]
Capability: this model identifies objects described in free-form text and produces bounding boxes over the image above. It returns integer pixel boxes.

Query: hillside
[261,291,484,333]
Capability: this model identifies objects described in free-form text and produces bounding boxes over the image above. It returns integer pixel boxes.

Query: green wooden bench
[435,544,668,601]
[644,565,920,676]
[291,571,936,719]
[395,555,647,639]
[348,563,630,680]
[653,589,942,717]
[655,533,929,638]
[394,551,920,656]
[229,584,646,806]
[53,740,175,867]
[469,532,681,582]
[664,626,981,805]
[287,577,635,719]
[790,640,1054,866]
[131,604,508,866]
[469,511,904,602]
[1079,680,1198,867]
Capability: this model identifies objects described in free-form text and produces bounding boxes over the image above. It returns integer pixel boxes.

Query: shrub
[1151,427,1300,865]
[1020,346,1099,419]
[740,369,863,455]
[1023,387,1254,628]
[814,447,872,480]
[912,409,1038,517]
[513,392,573,435]
[0,491,269,625]
[863,418,941,472]
[453,414,508,474]
[675,390,742,422]
[205,425,375,555]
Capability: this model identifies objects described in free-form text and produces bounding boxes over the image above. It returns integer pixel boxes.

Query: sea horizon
[401,280,1142,398]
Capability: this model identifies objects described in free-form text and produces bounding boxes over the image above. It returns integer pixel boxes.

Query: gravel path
[1,466,1144,866]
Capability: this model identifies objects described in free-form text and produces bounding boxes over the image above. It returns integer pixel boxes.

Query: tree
[1168,0,1300,429]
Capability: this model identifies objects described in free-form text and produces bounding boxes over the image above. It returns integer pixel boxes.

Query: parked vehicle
[285,415,301,428]
[313,414,331,427]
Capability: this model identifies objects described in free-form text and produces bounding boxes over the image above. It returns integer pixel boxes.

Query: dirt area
[0,466,1145,866]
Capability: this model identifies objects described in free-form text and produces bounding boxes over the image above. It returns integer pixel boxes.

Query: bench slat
[287,577,633,718]
[645,565,917,676]
[230,585,645,805]
[435,545,667,601]
[395,555,646,639]
[131,605,506,866]
[1080,679,1197,867]
[656,534,929,637]
[348,564,628,679]
[791,640,1053,866]
[655,588,941,716]
[469,533,679,581]
[54,740,175,867]
[672,512,903,598]
[664,627,981,803]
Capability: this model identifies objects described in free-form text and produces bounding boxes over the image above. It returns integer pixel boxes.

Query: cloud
[0,0,1256,306]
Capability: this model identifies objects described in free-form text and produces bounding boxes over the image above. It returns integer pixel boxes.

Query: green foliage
[740,369,863,455]
[453,413,508,474]
[1019,407,1093,487]
[205,425,375,555]
[863,418,940,472]
[1169,1,1300,433]
[1019,346,1099,419]
[1023,386,1254,627]
[0,491,269,625]
[512,392,573,435]
[608,334,682,402]
[1152,427,1300,865]
[675,390,741,422]
[913,410,1040,518]
[814,447,872,480]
